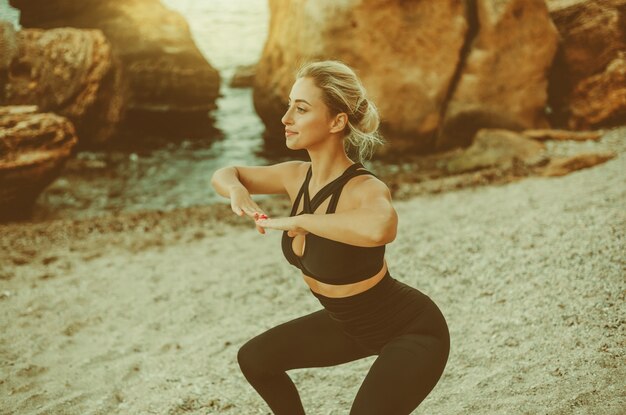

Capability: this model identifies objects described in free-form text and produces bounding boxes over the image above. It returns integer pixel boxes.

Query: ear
[329,113,348,134]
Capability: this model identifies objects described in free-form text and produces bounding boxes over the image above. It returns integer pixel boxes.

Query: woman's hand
[255,215,309,237]
[229,186,268,234]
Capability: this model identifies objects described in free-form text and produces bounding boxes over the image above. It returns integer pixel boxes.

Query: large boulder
[444,129,546,174]
[9,0,220,119]
[547,0,626,129]
[0,106,78,220]
[568,51,626,127]
[437,0,559,150]
[0,22,18,102]
[254,0,468,152]
[1,26,125,145]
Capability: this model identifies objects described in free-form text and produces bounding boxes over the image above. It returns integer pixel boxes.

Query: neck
[307,138,354,188]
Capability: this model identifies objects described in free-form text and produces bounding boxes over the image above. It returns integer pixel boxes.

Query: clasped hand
[254,215,309,237]
[229,186,308,236]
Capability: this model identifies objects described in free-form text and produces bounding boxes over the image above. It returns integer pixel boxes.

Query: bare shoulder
[344,172,394,209]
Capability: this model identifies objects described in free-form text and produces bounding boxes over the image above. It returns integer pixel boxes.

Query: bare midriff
[303,260,388,298]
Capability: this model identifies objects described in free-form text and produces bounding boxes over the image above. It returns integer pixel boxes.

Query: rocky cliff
[9,0,220,119]
[254,0,624,154]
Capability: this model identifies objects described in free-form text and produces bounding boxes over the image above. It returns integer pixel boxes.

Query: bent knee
[236,341,257,371]
[237,338,277,377]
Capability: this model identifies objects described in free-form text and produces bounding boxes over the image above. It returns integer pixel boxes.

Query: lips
[285,129,298,138]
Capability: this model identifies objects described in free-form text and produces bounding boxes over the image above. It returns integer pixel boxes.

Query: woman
[211,60,449,414]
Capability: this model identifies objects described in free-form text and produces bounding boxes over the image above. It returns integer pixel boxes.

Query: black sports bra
[281,162,386,285]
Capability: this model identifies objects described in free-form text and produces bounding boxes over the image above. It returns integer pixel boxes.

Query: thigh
[350,333,449,415]
[241,309,374,371]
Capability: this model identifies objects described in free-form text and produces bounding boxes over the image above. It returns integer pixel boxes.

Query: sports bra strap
[304,163,363,213]
[292,163,377,215]
[290,166,312,216]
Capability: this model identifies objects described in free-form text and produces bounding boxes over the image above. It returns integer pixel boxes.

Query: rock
[0,107,78,220]
[522,129,602,142]
[0,105,37,115]
[438,0,559,150]
[0,22,18,104]
[1,27,125,145]
[545,0,589,11]
[254,0,467,152]
[230,64,256,88]
[540,152,616,176]
[547,0,626,129]
[9,0,220,119]
[549,0,626,82]
[0,21,18,83]
[445,129,546,174]
[569,52,626,128]
[0,21,18,67]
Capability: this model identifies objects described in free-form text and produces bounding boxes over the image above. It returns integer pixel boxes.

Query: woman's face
[281,77,335,151]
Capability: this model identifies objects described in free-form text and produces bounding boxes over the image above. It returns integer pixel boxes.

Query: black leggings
[237,274,450,414]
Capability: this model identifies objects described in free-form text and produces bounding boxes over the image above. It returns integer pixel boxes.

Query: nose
[281,105,293,126]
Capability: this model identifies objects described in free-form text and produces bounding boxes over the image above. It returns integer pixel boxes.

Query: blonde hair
[296,60,385,162]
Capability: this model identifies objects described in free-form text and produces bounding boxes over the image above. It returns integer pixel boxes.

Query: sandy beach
[1,128,624,415]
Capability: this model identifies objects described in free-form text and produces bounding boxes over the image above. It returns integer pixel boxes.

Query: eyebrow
[288,98,312,106]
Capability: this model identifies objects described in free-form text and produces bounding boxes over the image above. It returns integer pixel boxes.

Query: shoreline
[15,126,625,225]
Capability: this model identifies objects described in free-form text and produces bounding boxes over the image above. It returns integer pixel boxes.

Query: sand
[1,128,625,415]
